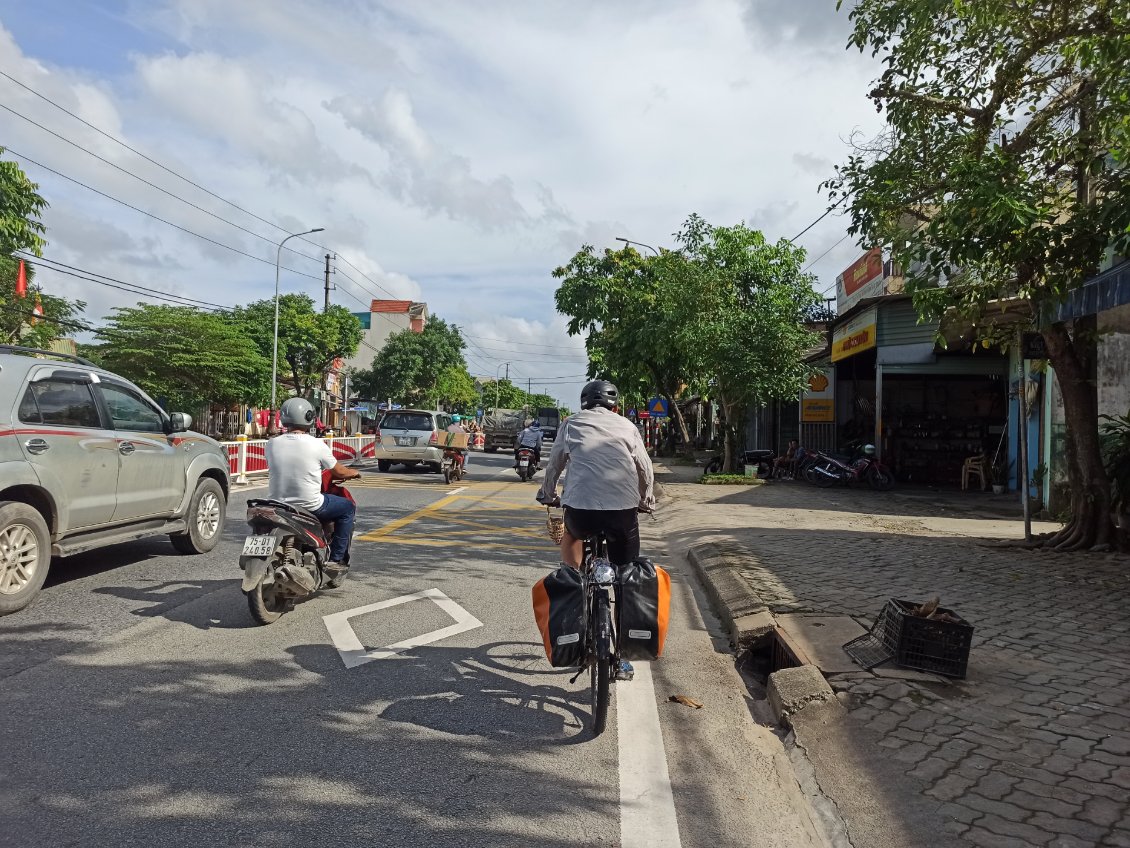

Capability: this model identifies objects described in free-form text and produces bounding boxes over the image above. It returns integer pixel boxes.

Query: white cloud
[1,0,883,391]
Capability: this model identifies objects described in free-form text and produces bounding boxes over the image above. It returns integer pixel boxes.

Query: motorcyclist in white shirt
[514,419,543,468]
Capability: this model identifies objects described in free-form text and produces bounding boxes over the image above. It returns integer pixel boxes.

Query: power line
[790,194,848,242]
[803,233,850,274]
[0,100,323,265]
[24,253,233,311]
[0,305,89,331]
[0,69,329,256]
[3,147,323,282]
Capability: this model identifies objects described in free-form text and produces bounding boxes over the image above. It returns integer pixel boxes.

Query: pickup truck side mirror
[168,412,193,433]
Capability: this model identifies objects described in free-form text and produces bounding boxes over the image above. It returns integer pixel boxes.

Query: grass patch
[698,473,761,485]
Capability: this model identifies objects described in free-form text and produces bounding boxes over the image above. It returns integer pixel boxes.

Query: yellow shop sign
[831,307,877,362]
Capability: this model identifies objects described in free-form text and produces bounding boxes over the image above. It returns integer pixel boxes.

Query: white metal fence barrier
[219,435,379,485]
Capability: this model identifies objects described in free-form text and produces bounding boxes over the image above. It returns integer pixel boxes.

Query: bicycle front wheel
[590,600,612,736]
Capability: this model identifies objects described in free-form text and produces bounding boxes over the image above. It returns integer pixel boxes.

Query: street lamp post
[493,361,511,411]
[271,227,324,430]
[615,236,659,257]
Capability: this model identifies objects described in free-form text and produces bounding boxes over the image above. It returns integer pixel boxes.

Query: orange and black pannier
[617,558,671,661]
[532,566,586,667]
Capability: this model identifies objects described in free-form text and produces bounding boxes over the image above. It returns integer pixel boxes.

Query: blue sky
[0,0,881,405]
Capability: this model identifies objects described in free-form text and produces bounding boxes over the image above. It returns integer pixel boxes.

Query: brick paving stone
[1069,759,1115,782]
[1099,736,1130,756]
[926,772,978,802]
[964,825,1045,848]
[978,813,1056,844]
[1080,796,1125,828]
[972,771,1021,801]
[1028,812,1109,842]
[1003,788,1080,819]
[1104,829,1130,848]
[683,480,1130,848]
[962,794,1030,822]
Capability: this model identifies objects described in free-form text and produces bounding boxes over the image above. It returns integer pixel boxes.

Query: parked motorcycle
[807,446,894,491]
[516,446,540,481]
[239,475,353,625]
[703,448,776,477]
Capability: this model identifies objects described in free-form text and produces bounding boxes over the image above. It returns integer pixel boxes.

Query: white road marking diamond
[322,588,483,669]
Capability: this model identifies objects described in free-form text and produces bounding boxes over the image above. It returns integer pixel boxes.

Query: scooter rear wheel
[247,578,286,625]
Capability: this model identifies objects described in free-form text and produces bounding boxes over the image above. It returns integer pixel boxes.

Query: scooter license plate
[242,535,277,557]
[519,458,529,466]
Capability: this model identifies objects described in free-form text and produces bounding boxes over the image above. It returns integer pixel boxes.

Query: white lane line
[618,662,682,847]
[322,588,483,669]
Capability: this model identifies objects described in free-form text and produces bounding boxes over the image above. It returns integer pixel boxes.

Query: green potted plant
[991,453,1011,494]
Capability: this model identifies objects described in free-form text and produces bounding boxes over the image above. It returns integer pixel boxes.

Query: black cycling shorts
[563,507,640,565]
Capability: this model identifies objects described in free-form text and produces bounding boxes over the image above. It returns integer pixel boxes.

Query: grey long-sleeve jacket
[539,407,655,511]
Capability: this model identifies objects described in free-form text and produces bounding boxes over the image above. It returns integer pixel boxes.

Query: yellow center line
[413,514,548,539]
[357,491,465,541]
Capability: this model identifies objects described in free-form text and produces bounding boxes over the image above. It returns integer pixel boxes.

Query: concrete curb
[686,542,776,650]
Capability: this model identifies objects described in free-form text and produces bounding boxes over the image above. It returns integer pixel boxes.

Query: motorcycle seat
[248,498,320,522]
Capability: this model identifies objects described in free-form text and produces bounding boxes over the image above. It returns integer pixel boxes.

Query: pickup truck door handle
[118,441,136,456]
[24,438,49,455]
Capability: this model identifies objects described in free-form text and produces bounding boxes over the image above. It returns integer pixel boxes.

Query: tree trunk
[664,393,693,457]
[1042,319,1114,551]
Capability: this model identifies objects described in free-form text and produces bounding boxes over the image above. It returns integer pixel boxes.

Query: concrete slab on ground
[776,615,867,675]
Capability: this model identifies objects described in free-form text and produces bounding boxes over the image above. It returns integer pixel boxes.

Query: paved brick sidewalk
[658,471,1130,848]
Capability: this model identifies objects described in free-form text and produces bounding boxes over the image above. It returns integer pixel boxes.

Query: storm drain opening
[737,627,807,705]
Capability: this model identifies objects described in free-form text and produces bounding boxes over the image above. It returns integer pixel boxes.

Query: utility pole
[505,363,509,381]
[324,254,332,313]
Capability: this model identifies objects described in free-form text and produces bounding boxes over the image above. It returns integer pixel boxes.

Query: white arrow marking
[322,588,483,669]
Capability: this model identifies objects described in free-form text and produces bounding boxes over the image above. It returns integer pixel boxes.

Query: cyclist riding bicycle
[537,379,655,566]
[537,380,655,680]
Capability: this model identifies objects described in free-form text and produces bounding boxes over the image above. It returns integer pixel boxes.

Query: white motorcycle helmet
[280,397,316,429]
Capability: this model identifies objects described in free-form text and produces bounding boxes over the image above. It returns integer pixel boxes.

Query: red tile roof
[370,300,413,313]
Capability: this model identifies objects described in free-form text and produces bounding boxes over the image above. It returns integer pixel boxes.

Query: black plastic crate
[875,599,973,679]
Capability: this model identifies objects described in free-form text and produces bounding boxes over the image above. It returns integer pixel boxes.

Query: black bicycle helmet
[580,379,619,410]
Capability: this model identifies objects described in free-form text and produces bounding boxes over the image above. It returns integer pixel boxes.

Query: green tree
[233,294,361,400]
[671,215,821,471]
[435,365,479,411]
[351,317,466,407]
[480,378,528,410]
[91,304,271,411]
[553,244,698,453]
[0,149,89,346]
[827,0,1130,550]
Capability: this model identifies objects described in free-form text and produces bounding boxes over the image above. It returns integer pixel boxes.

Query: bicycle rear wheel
[590,599,612,736]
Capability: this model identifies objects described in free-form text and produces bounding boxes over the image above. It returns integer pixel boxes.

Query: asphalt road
[0,453,824,848]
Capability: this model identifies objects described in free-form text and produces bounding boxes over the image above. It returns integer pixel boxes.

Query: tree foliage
[351,317,467,408]
[233,294,361,400]
[827,0,1130,550]
[554,214,821,467]
[92,304,270,411]
[0,150,90,346]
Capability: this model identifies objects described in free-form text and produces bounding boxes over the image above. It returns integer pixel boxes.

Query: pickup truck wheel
[170,478,226,554]
[377,460,391,473]
[0,502,51,616]
[486,446,498,453]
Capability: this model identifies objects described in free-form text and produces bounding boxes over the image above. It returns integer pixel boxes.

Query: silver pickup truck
[0,345,230,615]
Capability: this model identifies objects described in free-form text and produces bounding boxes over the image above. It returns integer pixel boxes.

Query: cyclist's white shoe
[616,660,635,681]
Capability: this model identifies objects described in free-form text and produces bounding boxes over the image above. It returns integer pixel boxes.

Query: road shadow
[0,631,613,848]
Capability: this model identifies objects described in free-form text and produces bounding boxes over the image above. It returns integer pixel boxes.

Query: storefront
[831,295,1010,486]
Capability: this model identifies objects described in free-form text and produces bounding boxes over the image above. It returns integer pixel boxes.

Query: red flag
[15,260,27,298]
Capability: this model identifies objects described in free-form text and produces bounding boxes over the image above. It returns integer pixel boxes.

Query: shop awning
[939,297,1034,348]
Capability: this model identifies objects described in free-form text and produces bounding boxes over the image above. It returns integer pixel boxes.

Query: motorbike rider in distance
[265,397,361,577]
[514,419,543,469]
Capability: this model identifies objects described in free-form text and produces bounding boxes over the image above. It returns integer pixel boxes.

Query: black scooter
[239,483,352,625]
[516,446,540,481]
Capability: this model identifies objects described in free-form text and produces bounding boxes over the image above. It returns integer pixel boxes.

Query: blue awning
[1053,262,1130,321]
